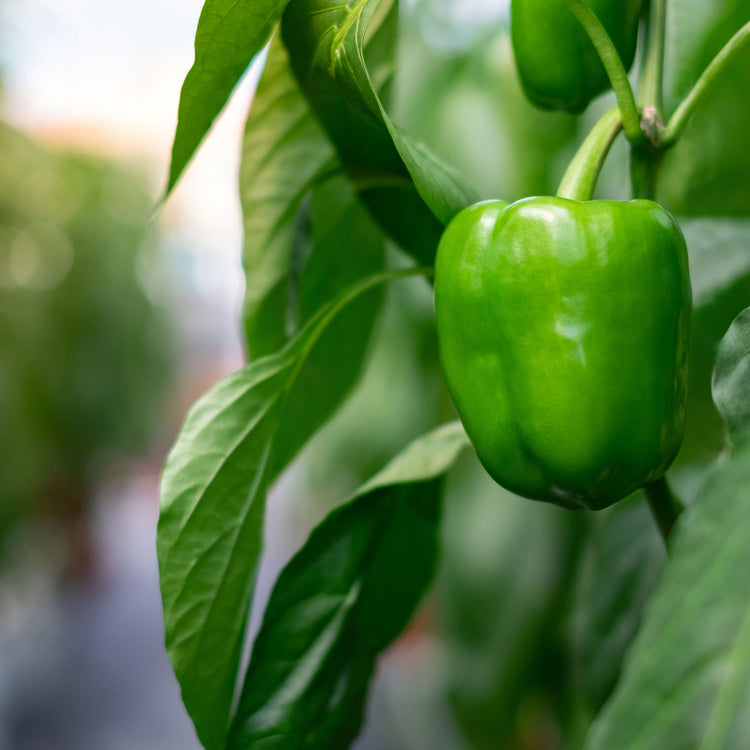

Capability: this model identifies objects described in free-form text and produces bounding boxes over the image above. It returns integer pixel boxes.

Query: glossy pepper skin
[435,198,691,510]
[510,0,644,113]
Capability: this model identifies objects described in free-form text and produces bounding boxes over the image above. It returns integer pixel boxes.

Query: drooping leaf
[157,269,423,750]
[713,307,750,447]
[166,0,292,196]
[281,0,480,264]
[226,422,469,749]
[584,442,750,750]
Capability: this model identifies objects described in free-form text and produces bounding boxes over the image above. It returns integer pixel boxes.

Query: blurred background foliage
[0,119,171,576]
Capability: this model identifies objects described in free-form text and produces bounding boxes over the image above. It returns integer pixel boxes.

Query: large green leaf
[240,24,410,478]
[159,356,286,750]
[713,307,750,447]
[241,7,397,357]
[157,269,421,750]
[240,15,409,476]
[166,0,292,195]
[240,34,337,358]
[268,177,385,477]
[584,442,750,749]
[226,422,469,749]
[281,0,480,264]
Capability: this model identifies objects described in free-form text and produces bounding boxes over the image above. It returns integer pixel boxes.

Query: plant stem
[663,19,750,145]
[638,0,666,114]
[558,106,623,201]
[645,476,684,544]
[563,0,642,143]
[626,3,687,546]
[629,140,662,200]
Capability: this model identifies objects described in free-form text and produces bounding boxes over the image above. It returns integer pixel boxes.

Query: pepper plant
[157,0,750,747]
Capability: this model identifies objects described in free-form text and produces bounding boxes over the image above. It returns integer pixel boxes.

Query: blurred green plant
[0,122,170,568]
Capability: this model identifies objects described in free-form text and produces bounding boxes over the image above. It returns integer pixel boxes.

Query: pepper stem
[557,106,623,201]
[562,0,643,143]
[645,476,684,544]
[638,0,666,115]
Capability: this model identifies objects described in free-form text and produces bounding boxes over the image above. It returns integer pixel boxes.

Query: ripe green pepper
[510,0,644,113]
[435,197,691,510]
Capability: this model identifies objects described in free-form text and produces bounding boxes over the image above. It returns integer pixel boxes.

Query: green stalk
[629,140,663,200]
[663,20,750,145]
[563,0,642,143]
[638,0,666,114]
[558,106,623,201]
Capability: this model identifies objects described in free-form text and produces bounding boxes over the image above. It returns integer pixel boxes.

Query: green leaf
[570,494,666,711]
[157,269,423,750]
[281,0,479,264]
[241,18,413,476]
[713,307,750,448]
[226,422,469,749]
[584,443,750,750]
[240,12,398,356]
[688,220,750,309]
[676,220,750,467]
[166,0,292,196]
[268,177,386,477]
[158,351,290,750]
[240,33,337,358]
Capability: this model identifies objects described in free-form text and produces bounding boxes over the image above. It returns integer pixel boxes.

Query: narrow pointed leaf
[227,422,469,749]
[158,270,423,749]
[158,351,292,750]
[166,0,292,195]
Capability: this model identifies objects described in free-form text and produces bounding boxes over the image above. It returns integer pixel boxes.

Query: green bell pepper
[435,197,691,510]
[510,0,644,113]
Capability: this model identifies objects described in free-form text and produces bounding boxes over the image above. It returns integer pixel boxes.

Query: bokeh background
[0,1,251,747]
[1,0,748,748]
